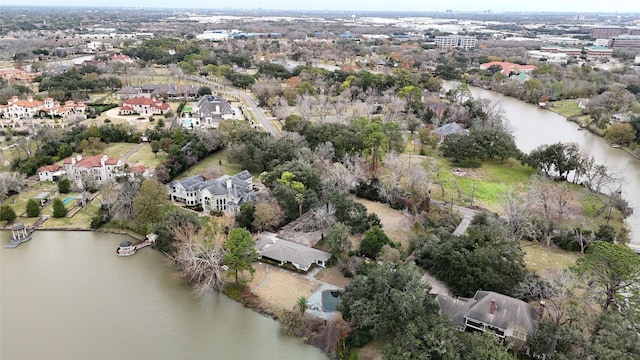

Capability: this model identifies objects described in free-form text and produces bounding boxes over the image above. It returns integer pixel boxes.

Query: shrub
[52,198,67,218]
[0,205,17,223]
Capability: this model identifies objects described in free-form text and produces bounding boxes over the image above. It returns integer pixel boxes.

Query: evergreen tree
[52,198,67,218]
[0,205,17,223]
[26,199,40,217]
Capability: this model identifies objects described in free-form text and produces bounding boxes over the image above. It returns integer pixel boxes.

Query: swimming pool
[321,290,341,312]
[62,196,75,206]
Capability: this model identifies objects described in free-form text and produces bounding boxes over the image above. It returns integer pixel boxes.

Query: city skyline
[3,0,640,13]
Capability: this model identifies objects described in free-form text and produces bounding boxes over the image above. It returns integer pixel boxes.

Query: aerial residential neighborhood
[1,3,639,360]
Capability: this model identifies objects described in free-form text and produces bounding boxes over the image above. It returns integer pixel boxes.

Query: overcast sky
[4,0,640,13]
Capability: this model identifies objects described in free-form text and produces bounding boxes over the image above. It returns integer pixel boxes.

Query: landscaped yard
[5,183,57,220]
[103,142,137,159]
[180,149,246,179]
[42,193,101,228]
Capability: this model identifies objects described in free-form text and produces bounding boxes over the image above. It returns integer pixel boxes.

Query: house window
[215,197,227,211]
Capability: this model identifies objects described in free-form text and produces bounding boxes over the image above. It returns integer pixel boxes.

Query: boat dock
[116,233,157,256]
[5,223,35,249]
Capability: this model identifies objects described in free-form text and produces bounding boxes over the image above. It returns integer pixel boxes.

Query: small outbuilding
[34,192,51,206]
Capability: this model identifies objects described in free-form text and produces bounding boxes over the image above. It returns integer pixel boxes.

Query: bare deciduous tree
[296,94,315,120]
[170,222,226,296]
[0,172,26,204]
[320,154,367,194]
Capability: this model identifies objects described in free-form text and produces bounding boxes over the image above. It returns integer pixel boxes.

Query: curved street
[186,75,281,137]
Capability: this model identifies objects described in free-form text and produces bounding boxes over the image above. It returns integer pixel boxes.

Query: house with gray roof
[434,290,540,342]
[167,170,254,214]
[255,232,331,272]
[433,122,469,142]
[188,95,235,128]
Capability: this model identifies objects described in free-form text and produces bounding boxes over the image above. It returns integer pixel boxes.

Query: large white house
[119,97,170,116]
[39,154,151,187]
[62,154,121,188]
[0,96,86,120]
[182,95,235,128]
[167,170,254,214]
[37,164,65,182]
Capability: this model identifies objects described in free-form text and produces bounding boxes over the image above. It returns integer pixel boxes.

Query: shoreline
[469,82,640,161]
[1,225,331,356]
[545,106,640,161]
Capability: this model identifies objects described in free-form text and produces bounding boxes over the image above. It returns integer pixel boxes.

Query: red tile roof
[480,61,537,74]
[123,97,160,106]
[63,154,118,168]
[130,165,148,173]
[38,164,62,172]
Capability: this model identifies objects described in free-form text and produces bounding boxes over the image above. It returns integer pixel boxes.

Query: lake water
[444,82,640,244]
[1,231,327,360]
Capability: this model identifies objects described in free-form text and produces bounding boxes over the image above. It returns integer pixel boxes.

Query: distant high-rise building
[590,26,623,39]
[434,35,477,50]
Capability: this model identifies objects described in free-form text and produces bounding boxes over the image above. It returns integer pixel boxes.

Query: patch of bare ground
[315,266,351,288]
[247,264,320,313]
[421,271,452,297]
[354,198,415,249]
[357,339,384,360]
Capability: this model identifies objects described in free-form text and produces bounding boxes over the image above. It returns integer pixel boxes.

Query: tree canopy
[574,241,640,312]
[223,228,258,284]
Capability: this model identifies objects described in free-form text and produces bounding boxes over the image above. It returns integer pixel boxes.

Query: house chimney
[76,154,82,161]
[226,178,232,190]
[27,95,33,102]
[489,299,496,315]
[538,300,545,320]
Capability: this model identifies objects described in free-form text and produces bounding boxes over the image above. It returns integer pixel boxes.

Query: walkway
[120,142,146,163]
[250,264,270,292]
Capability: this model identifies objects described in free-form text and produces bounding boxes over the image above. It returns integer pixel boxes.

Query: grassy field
[103,142,137,159]
[127,143,167,168]
[431,158,533,212]
[549,100,583,118]
[520,240,581,279]
[356,197,414,250]
[180,149,245,178]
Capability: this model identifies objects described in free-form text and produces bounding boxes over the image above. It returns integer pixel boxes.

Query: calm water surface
[444,82,640,244]
[1,231,327,360]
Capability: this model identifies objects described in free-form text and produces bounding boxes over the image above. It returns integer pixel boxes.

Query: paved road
[431,199,481,236]
[186,75,281,137]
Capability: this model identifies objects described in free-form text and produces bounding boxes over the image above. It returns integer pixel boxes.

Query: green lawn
[6,183,58,219]
[550,100,583,118]
[103,142,137,159]
[520,240,581,278]
[127,143,167,168]
[43,196,101,228]
[429,158,533,212]
[180,149,245,178]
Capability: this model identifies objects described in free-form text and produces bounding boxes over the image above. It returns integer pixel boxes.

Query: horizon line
[1,5,639,14]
